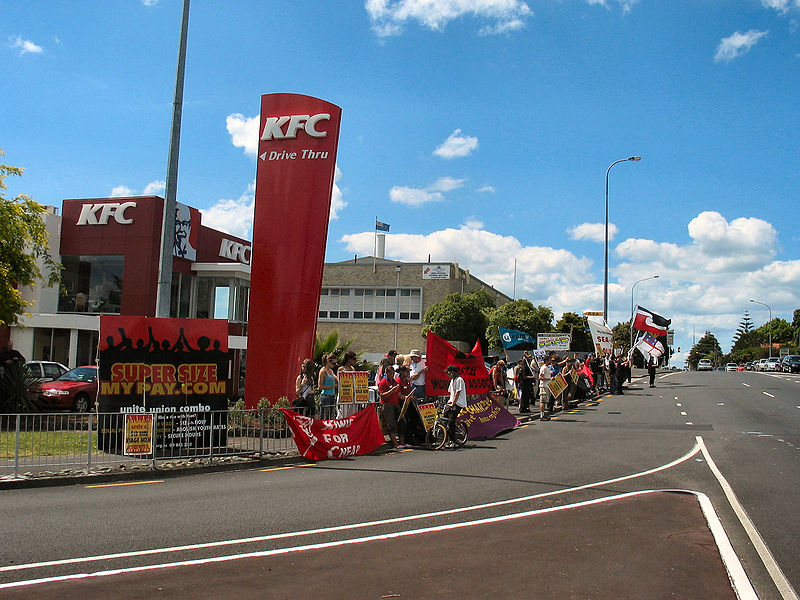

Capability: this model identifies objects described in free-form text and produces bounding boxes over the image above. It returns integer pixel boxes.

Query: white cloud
[226,113,260,157]
[142,180,166,195]
[585,0,639,12]
[477,185,495,194]
[10,36,43,55]
[762,0,800,14]
[365,0,532,36]
[714,29,768,62]
[434,129,479,159]
[110,185,135,197]
[142,0,160,6]
[339,209,797,353]
[568,222,619,243]
[389,176,465,206]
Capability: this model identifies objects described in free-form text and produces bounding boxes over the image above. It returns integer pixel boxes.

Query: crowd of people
[293,347,638,446]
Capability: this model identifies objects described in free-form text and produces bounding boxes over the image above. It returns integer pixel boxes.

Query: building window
[58,255,123,314]
[319,287,422,323]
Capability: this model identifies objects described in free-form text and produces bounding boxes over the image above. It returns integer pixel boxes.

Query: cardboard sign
[416,402,438,431]
[124,413,154,456]
[338,371,370,404]
[548,373,568,398]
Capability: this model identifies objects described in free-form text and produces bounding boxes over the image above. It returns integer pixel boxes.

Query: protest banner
[537,333,571,351]
[416,402,438,431]
[338,371,370,404]
[587,317,614,355]
[457,393,519,439]
[281,404,385,460]
[425,332,490,397]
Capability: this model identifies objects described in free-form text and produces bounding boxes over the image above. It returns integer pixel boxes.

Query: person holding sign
[408,349,428,401]
[538,354,556,421]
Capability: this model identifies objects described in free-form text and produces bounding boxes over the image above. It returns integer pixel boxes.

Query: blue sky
[3,0,799,362]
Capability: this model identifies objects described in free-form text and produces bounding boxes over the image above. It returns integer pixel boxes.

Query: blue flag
[375,220,390,232]
[499,327,535,349]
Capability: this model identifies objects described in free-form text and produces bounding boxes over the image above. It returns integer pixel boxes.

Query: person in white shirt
[445,365,467,441]
[408,349,428,401]
[538,354,556,421]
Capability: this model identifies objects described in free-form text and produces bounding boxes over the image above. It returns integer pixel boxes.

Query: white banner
[587,318,613,355]
[537,333,571,351]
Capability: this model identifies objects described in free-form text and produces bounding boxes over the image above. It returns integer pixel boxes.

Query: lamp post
[630,275,659,349]
[750,299,773,358]
[604,156,641,323]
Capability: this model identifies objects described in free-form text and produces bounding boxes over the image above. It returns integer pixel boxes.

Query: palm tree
[313,331,373,371]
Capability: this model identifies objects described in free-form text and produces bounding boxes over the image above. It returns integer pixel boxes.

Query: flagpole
[373,216,377,274]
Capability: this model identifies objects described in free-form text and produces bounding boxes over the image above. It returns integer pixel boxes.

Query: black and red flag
[633,305,671,337]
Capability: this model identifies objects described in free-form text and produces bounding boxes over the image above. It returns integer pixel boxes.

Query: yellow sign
[583,311,603,316]
[338,371,370,404]
[548,373,568,398]
[417,402,438,431]
[124,413,154,456]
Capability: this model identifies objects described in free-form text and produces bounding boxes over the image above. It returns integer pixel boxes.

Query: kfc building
[11,196,251,386]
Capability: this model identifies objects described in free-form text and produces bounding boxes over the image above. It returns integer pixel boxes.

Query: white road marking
[686,422,693,425]
[676,403,682,407]
[763,392,775,398]
[0,441,705,577]
[680,411,687,416]
[0,489,755,600]
[696,436,799,600]
[742,383,751,387]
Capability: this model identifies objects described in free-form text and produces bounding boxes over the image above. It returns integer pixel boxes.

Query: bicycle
[426,402,469,450]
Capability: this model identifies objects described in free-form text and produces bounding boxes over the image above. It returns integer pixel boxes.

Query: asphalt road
[1,370,798,599]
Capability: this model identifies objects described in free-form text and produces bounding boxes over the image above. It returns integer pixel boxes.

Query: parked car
[782,355,800,373]
[755,358,768,371]
[724,362,738,372]
[765,357,782,372]
[697,359,713,371]
[737,364,746,371]
[37,366,98,412]
[24,360,69,383]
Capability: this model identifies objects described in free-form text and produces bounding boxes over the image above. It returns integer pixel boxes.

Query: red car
[38,366,98,412]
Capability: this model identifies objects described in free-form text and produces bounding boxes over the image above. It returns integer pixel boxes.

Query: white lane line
[742,383,751,387]
[680,411,687,416]
[686,422,693,426]
[676,403,682,407]
[0,489,754,599]
[696,436,799,600]
[763,392,775,398]
[0,441,704,576]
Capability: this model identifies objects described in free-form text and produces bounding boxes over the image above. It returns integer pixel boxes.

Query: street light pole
[750,299,773,358]
[630,275,659,349]
[604,156,641,323]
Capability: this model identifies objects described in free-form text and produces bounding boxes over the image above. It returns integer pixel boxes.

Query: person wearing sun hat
[408,349,428,401]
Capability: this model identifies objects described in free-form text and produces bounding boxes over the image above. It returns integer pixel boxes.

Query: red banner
[425,332,490,397]
[245,94,342,408]
[281,404,385,461]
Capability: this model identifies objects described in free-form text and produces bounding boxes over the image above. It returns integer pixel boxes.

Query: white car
[24,360,69,382]
[725,362,738,372]
[697,359,713,371]
[755,358,768,371]
[764,357,782,372]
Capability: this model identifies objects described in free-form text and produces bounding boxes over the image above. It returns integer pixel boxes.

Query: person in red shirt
[378,365,404,448]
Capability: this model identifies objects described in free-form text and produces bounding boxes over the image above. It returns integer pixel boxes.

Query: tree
[688,331,722,369]
[423,288,497,349]
[793,309,800,347]
[0,149,60,325]
[484,299,553,350]
[754,318,793,345]
[731,311,754,348]
[612,320,632,352]
[555,312,593,353]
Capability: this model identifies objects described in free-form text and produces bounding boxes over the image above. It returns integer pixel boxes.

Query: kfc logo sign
[76,202,137,225]
[219,239,250,264]
[260,113,330,141]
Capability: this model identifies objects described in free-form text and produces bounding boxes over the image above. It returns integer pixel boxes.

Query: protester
[376,350,397,381]
[490,359,509,406]
[318,353,338,418]
[538,354,555,420]
[293,358,317,416]
[445,365,468,443]
[338,351,357,375]
[378,364,405,448]
[408,349,428,401]
[648,354,658,388]
[516,352,535,413]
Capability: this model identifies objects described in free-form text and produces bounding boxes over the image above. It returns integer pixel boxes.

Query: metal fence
[0,408,298,480]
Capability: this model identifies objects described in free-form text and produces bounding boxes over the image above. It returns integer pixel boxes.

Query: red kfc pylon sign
[245,94,342,408]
